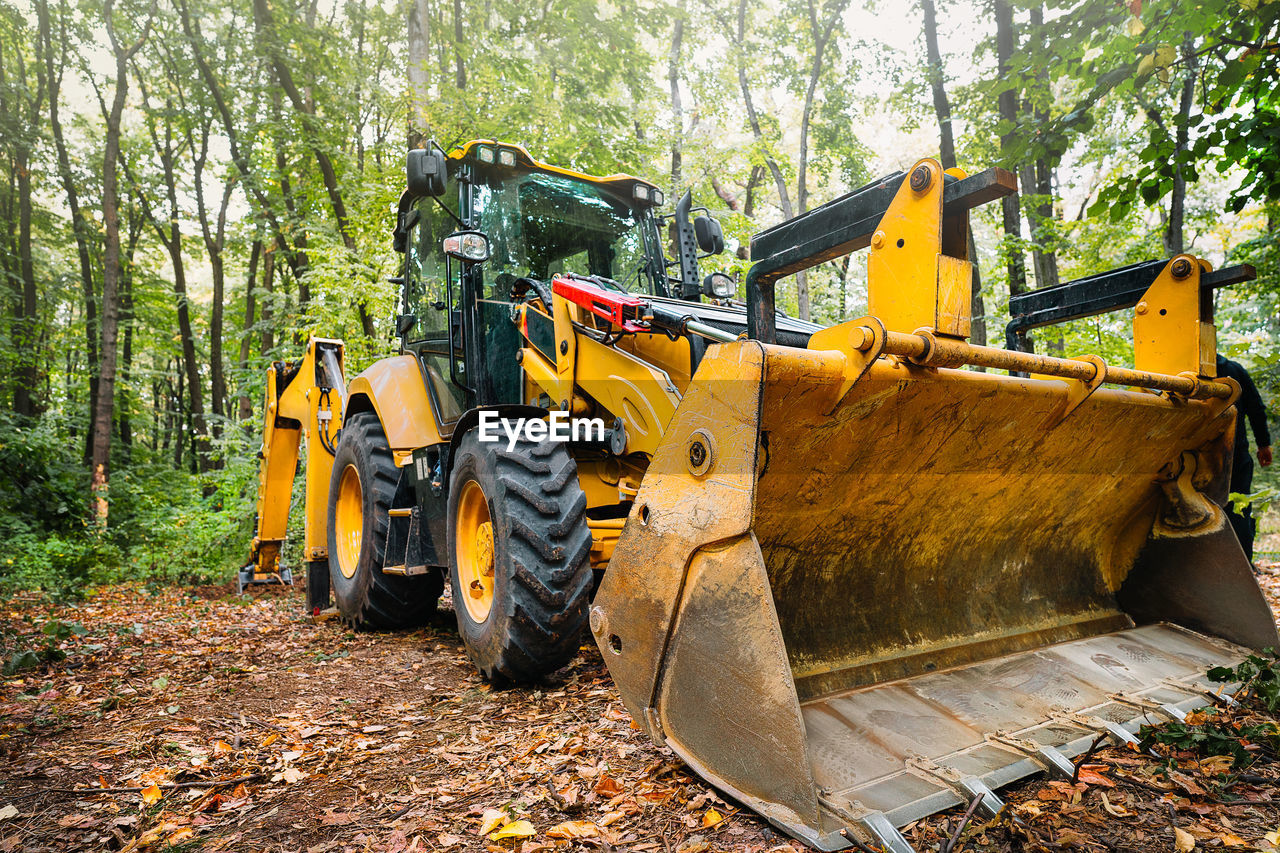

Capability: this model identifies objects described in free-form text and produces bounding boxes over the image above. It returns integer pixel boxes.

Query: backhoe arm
[245,337,346,605]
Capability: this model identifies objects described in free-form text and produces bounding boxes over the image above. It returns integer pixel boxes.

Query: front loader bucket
[591,340,1276,849]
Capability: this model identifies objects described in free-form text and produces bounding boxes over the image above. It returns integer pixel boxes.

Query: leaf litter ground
[1,553,1279,852]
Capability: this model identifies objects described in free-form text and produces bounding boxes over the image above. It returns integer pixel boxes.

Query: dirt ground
[3,536,1280,853]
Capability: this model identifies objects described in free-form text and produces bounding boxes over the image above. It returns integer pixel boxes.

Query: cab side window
[404,200,454,341]
[403,194,466,424]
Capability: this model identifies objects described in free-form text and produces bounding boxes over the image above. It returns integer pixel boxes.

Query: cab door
[401,192,469,434]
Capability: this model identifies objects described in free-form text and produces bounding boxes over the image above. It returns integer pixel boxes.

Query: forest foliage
[0,0,1277,594]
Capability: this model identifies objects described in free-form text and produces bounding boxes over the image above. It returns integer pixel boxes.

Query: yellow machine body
[589,159,1276,849]
[246,150,1272,850]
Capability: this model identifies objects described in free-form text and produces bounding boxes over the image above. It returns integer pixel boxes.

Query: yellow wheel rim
[334,464,363,580]
[455,479,495,623]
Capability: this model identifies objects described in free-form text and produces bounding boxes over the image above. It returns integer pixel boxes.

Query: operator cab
[392,139,816,429]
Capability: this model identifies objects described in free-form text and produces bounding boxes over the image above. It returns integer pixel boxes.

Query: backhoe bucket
[590,161,1276,850]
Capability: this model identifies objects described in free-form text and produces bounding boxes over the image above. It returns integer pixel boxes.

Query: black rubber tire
[447,429,593,682]
[327,411,442,629]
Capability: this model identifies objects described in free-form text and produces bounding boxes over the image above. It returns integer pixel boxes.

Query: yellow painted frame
[249,336,345,571]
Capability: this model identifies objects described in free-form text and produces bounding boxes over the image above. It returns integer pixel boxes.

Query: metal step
[381,563,433,577]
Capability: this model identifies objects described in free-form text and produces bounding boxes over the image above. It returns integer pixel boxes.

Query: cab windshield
[474,171,662,295]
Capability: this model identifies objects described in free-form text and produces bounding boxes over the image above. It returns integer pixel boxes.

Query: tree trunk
[94,0,154,521]
[167,225,208,470]
[407,0,431,144]
[14,144,39,418]
[736,0,794,221]
[7,18,45,418]
[239,240,261,423]
[921,0,954,167]
[38,0,100,447]
[1020,6,1059,301]
[261,247,276,356]
[452,0,466,88]
[743,164,763,218]
[994,0,1028,303]
[668,0,685,188]
[171,363,184,469]
[190,122,235,442]
[1165,37,1197,256]
[118,204,142,460]
[794,0,849,321]
[208,178,233,434]
[921,0,986,347]
[734,0,804,315]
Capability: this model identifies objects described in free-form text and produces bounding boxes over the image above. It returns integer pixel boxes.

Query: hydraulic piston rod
[832,325,1234,400]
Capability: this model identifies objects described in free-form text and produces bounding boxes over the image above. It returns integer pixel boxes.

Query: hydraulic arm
[243,337,346,601]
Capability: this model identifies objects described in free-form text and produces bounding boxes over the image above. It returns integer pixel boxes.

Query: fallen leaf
[1015,801,1042,818]
[437,834,462,849]
[1076,766,1115,788]
[489,819,535,840]
[0,807,17,822]
[261,733,280,747]
[702,808,723,828]
[321,811,355,826]
[478,809,508,835]
[271,767,308,784]
[1170,772,1206,797]
[362,725,387,733]
[212,740,233,756]
[1099,792,1131,817]
[141,784,162,806]
[594,776,623,797]
[1174,826,1195,852]
[1197,755,1234,776]
[167,827,195,844]
[547,821,599,839]
[599,811,626,827]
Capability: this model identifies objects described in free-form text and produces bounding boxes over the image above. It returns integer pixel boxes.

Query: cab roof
[448,139,660,195]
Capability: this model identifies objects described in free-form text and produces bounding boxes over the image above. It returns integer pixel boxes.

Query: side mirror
[701,272,734,299]
[407,148,446,197]
[396,313,417,336]
[443,230,491,263]
[694,215,724,255]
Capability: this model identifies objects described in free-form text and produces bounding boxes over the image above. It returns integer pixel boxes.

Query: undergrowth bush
[0,412,263,597]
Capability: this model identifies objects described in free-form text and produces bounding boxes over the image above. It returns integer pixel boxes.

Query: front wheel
[327,411,442,628]
[447,430,593,682]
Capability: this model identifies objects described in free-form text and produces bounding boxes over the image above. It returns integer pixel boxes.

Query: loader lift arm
[1006,260,1257,352]
[244,337,346,610]
[746,166,1017,342]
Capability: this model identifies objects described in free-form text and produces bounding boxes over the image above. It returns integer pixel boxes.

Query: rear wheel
[327,411,442,628]
[447,430,593,682]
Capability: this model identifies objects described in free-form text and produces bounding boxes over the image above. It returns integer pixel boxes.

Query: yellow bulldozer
[247,139,1276,851]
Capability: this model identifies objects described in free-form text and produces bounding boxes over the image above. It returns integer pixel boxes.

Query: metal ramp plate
[807,623,1243,829]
